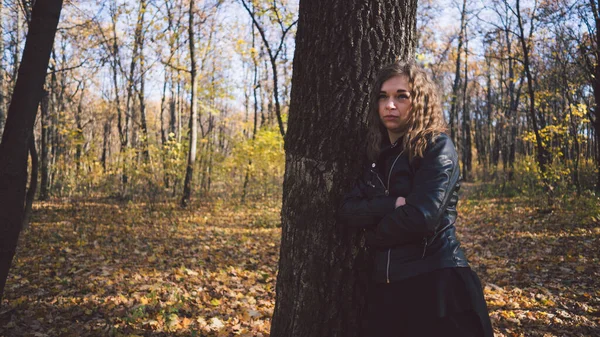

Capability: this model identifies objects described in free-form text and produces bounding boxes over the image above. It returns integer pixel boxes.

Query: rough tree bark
[270,1,416,336]
[0,0,63,305]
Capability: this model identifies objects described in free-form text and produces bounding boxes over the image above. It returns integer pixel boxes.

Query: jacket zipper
[386,249,391,283]
[370,170,386,192]
[386,152,403,195]
[371,150,404,284]
[370,150,404,196]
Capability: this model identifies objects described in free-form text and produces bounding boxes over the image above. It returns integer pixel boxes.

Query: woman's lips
[383,115,398,120]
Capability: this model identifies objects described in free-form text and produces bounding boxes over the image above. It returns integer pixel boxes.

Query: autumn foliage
[0,185,598,336]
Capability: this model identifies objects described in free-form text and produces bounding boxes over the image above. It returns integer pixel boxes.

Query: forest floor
[0,184,599,337]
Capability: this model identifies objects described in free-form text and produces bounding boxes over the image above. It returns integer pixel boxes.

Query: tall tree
[449,0,468,146]
[461,28,472,181]
[239,0,296,138]
[0,0,64,305]
[270,1,417,336]
[582,0,600,191]
[514,0,552,188]
[0,0,5,138]
[181,0,199,207]
[134,0,150,163]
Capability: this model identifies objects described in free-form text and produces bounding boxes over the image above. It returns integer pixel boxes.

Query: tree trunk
[0,0,5,138]
[270,1,417,336]
[135,0,150,163]
[101,118,111,172]
[589,0,600,192]
[449,0,467,146]
[0,0,63,306]
[22,134,38,230]
[75,83,85,177]
[11,7,21,94]
[39,89,50,200]
[461,32,472,181]
[515,0,551,186]
[108,0,127,186]
[503,12,518,181]
[181,0,198,207]
[239,0,295,139]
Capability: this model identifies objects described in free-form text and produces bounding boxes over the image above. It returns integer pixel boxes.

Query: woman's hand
[395,196,406,208]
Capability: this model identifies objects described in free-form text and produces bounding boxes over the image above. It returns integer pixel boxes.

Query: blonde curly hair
[367,60,447,162]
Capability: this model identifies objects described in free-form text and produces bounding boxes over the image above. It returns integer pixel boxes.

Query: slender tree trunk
[271,1,417,336]
[516,0,551,187]
[0,1,5,138]
[123,0,145,179]
[169,74,176,139]
[0,0,63,306]
[241,26,261,203]
[22,134,38,230]
[504,14,518,180]
[461,32,472,181]
[39,89,50,200]
[239,0,295,138]
[101,118,111,172]
[589,0,600,191]
[160,72,168,146]
[135,0,149,163]
[449,0,467,145]
[11,8,21,94]
[181,0,199,207]
[75,83,85,177]
[109,1,127,186]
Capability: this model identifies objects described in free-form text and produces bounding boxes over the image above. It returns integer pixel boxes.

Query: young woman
[339,60,493,336]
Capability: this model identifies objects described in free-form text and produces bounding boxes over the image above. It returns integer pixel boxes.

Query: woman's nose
[386,99,396,110]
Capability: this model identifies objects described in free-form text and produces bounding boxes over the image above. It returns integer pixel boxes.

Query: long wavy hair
[366,60,447,162]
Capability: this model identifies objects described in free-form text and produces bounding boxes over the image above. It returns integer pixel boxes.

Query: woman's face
[378,75,412,136]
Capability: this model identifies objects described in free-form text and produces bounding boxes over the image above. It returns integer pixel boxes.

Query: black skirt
[366,267,493,337]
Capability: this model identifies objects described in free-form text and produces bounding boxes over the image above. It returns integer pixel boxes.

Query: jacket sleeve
[338,167,396,228]
[368,134,460,246]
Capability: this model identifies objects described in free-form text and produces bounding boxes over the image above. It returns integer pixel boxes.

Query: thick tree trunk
[0,0,63,306]
[271,1,417,336]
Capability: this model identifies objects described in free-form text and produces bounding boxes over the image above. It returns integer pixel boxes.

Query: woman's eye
[397,94,410,100]
[378,95,387,100]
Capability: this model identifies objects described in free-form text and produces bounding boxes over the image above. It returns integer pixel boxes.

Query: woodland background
[0,0,599,336]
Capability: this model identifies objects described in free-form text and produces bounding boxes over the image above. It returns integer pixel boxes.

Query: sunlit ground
[1,184,599,336]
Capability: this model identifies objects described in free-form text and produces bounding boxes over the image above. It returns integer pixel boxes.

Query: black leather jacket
[339,133,469,283]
